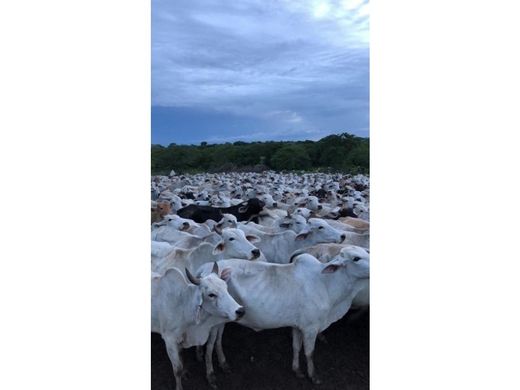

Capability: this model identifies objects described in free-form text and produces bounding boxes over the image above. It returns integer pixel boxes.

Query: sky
[152,0,369,145]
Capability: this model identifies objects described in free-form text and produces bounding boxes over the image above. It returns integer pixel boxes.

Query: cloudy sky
[152,0,369,145]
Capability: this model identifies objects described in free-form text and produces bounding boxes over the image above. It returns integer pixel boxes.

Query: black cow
[312,188,328,200]
[338,207,358,219]
[177,198,266,224]
[180,191,195,200]
[327,207,358,220]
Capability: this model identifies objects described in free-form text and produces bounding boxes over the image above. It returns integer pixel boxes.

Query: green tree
[271,144,312,171]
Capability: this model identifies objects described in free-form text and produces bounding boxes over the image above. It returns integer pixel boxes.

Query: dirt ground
[151,310,369,390]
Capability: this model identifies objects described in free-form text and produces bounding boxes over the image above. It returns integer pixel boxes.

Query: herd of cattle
[151,171,370,390]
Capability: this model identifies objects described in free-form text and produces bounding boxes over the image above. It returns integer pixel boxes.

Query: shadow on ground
[152,310,369,390]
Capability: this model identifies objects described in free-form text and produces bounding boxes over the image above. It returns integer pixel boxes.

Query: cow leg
[205,327,219,389]
[292,327,304,378]
[164,336,184,390]
[302,330,321,385]
[215,324,231,373]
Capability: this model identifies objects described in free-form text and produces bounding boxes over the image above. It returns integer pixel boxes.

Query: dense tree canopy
[151,133,369,175]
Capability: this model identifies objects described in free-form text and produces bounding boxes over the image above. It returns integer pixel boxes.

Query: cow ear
[321,264,341,274]
[295,231,311,241]
[246,234,260,243]
[212,242,225,254]
[220,267,232,282]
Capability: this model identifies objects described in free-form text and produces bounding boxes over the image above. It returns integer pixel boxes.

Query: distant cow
[151,201,171,224]
[334,207,358,219]
[177,198,266,224]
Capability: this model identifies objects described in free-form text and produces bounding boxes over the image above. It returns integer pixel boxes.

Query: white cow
[152,215,220,247]
[214,214,238,230]
[152,263,244,390]
[238,213,308,236]
[239,218,346,263]
[290,244,370,308]
[152,228,263,275]
[151,240,175,261]
[198,248,369,385]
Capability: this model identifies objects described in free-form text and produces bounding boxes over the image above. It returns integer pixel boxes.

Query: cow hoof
[220,362,231,374]
[311,376,322,385]
[207,373,217,389]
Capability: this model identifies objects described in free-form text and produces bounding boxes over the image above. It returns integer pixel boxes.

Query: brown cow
[339,217,369,230]
[151,201,172,224]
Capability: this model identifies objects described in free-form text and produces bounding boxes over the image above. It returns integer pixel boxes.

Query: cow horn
[185,268,200,285]
[244,213,259,224]
[212,261,219,275]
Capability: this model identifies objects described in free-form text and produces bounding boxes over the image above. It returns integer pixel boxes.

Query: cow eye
[228,220,232,223]
[318,226,324,229]
[208,293,217,298]
[353,257,361,262]
[296,222,301,224]
[229,238,235,241]
[168,219,172,221]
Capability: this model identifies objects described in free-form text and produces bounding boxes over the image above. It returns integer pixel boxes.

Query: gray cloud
[152,0,369,141]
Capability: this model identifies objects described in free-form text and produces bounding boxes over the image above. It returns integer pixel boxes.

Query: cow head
[185,263,244,321]
[278,213,307,234]
[212,228,262,260]
[295,218,346,244]
[154,214,193,231]
[214,214,238,233]
[238,198,266,214]
[321,246,370,278]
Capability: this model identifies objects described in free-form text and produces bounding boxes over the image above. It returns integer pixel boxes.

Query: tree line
[151,132,369,175]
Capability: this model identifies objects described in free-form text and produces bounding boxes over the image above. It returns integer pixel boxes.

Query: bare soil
[151,310,369,390]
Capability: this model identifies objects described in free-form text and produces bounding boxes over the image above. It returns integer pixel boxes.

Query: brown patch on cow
[151,201,172,224]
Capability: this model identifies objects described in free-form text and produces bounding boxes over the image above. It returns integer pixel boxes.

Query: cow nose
[252,249,260,258]
[235,307,245,319]
[341,234,346,242]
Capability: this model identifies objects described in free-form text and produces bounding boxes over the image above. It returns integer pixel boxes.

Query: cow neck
[321,268,360,306]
